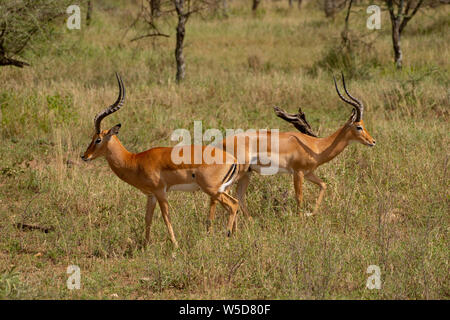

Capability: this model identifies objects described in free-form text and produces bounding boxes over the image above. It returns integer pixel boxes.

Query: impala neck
[316,123,352,165]
[104,136,136,172]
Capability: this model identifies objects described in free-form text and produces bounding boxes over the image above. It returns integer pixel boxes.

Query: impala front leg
[145,195,157,244]
[156,192,179,248]
[305,172,327,216]
[293,170,304,216]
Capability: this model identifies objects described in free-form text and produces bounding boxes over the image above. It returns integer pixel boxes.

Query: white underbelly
[276,167,293,174]
[250,164,292,175]
[168,183,200,192]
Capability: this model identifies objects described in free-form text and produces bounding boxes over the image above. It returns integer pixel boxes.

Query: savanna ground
[0,0,449,299]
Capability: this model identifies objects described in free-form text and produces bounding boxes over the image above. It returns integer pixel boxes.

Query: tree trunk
[341,0,353,49]
[298,0,303,9]
[289,0,293,7]
[86,0,92,26]
[252,0,261,11]
[386,0,424,69]
[150,0,161,17]
[174,0,186,83]
[222,0,228,16]
[324,0,332,17]
[391,20,402,69]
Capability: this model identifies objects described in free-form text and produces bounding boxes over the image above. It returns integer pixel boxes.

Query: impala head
[81,73,125,161]
[333,73,376,147]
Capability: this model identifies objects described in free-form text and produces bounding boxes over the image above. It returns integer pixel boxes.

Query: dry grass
[0,1,449,299]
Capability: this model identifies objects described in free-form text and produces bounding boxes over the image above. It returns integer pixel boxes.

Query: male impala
[220,74,376,217]
[81,73,240,248]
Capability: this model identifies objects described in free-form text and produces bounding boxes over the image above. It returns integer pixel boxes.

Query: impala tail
[219,162,239,193]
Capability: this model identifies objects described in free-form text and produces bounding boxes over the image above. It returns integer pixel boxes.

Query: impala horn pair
[94,72,126,134]
[275,73,364,136]
[333,72,364,123]
[273,106,317,137]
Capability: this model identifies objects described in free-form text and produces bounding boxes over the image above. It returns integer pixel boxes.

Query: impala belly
[250,164,292,175]
[275,167,293,174]
[168,183,200,192]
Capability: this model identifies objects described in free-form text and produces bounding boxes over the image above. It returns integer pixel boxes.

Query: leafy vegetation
[0,0,448,299]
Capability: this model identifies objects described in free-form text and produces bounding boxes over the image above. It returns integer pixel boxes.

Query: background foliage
[0,0,448,299]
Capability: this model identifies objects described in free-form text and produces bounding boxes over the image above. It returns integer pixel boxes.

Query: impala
[220,74,376,217]
[81,73,240,248]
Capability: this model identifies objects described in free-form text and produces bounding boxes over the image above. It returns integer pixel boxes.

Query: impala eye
[95,138,102,144]
[356,126,363,131]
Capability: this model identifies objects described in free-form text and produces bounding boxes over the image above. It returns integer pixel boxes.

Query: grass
[0,1,448,299]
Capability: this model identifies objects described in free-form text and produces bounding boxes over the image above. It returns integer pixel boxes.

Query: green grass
[0,1,448,299]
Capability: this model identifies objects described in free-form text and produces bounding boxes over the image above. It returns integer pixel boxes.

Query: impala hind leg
[207,198,218,233]
[155,193,179,248]
[293,171,305,216]
[236,173,252,220]
[145,195,157,244]
[305,172,327,216]
[216,192,239,237]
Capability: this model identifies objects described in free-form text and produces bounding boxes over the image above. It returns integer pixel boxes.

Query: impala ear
[106,123,121,138]
[348,109,357,123]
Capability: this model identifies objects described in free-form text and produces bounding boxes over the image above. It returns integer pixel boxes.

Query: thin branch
[130,32,170,41]
[398,0,405,18]
[0,56,30,67]
[344,0,353,25]
[122,0,145,41]
[400,0,424,33]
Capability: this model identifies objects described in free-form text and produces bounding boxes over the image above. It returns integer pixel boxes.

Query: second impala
[219,74,376,218]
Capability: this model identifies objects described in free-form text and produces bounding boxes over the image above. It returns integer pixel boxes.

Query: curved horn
[94,73,126,134]
[341,72,363,121]
[273,106,317,137]
[333,75,360,122]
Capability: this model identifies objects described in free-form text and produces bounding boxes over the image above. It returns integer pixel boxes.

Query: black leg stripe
[221,163,236,184]
[224,163,237,184]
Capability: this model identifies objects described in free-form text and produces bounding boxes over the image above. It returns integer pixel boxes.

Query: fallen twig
[15,223,54,233]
